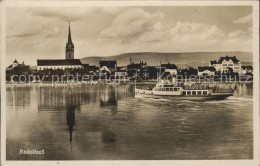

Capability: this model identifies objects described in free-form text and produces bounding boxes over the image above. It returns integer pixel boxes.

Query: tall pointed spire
[66,21,74,59]
[68,21,72,44]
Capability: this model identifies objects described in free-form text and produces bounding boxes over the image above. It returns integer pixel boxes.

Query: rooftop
[198,66,216,72]
[161,63,177,69]
[210,60,217,65]
[218,56,240,64]
[99,60,117,67]
[13,59,18,64]
[242,66,253,70]
[37,59,82,66]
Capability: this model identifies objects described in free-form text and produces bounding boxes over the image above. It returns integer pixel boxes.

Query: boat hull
[135,93,232,100]
[135,89,233,100]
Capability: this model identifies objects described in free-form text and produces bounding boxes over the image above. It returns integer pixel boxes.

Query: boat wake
[204,96,253,104]
[135,95,171,102]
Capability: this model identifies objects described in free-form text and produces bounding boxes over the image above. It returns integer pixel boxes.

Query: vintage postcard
[1,0,259,166]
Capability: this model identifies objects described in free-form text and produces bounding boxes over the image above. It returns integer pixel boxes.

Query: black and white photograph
[1,1,259,165]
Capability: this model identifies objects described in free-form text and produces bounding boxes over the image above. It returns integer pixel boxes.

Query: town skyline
[6,6,252,66]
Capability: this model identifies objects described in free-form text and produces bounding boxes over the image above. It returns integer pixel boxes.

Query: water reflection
[100,85,118,116]
[6,83,253,160]
[36,85,130,145]
[6,86,32,111]
[234,83,253,97]
[67,105,76,143]
[100,85,118,107]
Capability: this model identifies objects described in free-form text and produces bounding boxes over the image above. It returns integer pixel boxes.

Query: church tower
[65,22,74,59]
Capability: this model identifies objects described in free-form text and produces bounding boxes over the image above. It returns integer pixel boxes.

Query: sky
[6,6,253,66]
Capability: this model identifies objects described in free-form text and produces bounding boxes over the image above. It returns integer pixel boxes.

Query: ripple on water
[6,84,253,160]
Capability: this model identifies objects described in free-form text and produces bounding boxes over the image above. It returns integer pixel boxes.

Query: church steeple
[66,22,74,59]
[68,22,72,44]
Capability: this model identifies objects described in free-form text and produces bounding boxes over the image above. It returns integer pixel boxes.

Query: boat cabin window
[192,91,196,95]
[203,91,207,95]
[187,91,191,95]
[197,91,202,95]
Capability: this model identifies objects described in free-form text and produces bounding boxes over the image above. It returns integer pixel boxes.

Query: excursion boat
[135,81,235,100]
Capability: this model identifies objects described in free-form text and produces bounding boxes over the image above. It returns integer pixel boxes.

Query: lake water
[6,83,253,160]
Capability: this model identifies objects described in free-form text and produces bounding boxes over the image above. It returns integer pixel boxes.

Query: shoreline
[5,80,253,87]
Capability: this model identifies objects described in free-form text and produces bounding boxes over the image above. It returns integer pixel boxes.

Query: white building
[198,66,216,76]
[209,56,241,74]
[37,59,83,70]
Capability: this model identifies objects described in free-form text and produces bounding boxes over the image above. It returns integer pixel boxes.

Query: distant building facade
[209,56,241,74]
[127,60,147,77]
[6,59,20,71]
[37,23,83,71]
[115,66,127,77]
[37,59,83,70]
[179,67,198,77]
[99,60,117,74]
[241,66,253,75]
[161,63,178,75]
[83,64,99,73]
[6,59,30,76]
[146,66,158,79]
[197,66,216,76]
